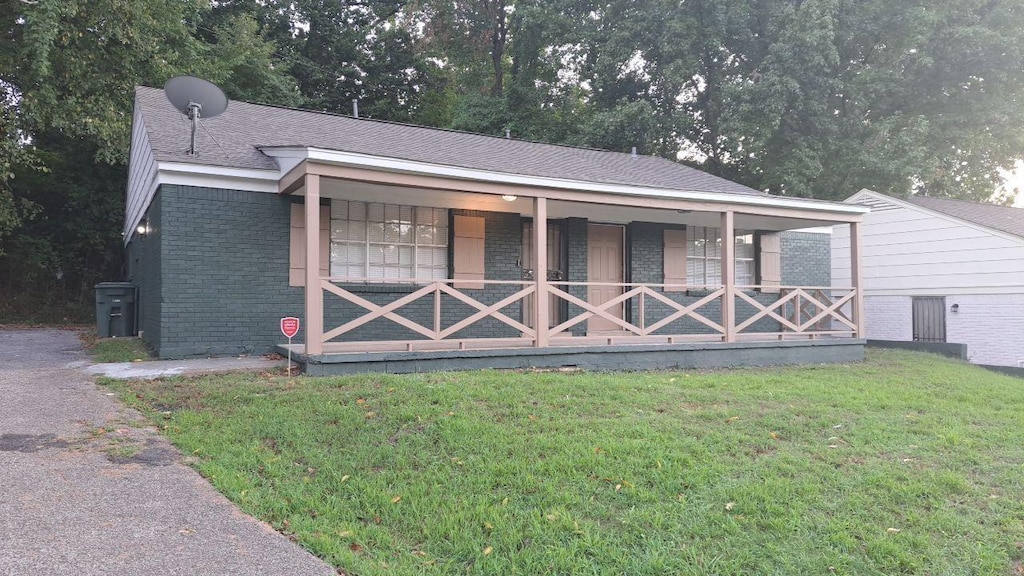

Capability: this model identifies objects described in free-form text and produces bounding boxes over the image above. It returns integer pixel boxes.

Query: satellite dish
[163,76,228,156]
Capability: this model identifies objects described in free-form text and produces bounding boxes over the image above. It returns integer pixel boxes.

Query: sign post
[280,317,300,375]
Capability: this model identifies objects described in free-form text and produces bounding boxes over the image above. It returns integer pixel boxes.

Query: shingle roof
[906,195,1024,239]
[136,86,767,197]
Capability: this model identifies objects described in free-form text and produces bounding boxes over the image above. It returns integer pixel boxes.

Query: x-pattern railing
[320,279,535,343]
[546,283,725,338]
[735,287,857,334]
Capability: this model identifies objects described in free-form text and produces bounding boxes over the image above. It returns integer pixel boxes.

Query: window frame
[685,226,756,288]
[328,200,449,284]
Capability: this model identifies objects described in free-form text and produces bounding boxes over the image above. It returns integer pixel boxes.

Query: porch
[274,154,868,374]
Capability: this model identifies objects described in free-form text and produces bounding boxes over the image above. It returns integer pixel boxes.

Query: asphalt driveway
[0,328,334,576]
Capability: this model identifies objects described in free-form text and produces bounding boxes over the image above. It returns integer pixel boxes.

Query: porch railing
[308,278,859,353]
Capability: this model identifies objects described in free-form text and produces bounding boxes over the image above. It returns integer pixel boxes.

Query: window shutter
[453,215,485,289]
[759,231,781,293]
[663,228,687,292]
[289,203,330,287]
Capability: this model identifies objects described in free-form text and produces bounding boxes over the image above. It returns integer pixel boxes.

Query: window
[330,200,448,281]
[686,226,755,286]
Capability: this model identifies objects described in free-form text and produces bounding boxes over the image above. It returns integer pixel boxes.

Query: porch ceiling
[298,178,846,231]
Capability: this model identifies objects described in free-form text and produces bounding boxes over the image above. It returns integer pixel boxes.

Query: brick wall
[943,293,1024,367]
[139,186,528,358]
[781,231,831,286]
[864,296,912,341]
[126,190,162,350]
[134,185,836,357]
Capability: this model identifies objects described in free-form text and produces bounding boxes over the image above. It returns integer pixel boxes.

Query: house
[832,189,1024,368]
[125,85,869,374]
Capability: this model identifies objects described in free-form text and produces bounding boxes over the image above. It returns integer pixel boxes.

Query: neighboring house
[125,85,869,373]
[833,189,1024,368]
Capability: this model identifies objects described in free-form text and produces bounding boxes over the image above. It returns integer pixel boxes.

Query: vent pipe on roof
[631,146,637,157]
[352,99,359,118]
[505,128,511,139]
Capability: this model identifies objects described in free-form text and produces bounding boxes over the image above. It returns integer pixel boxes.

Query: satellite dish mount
[163,76,228,156]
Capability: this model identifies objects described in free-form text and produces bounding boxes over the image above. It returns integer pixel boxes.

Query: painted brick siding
[126,190,162,350]
[781,231,831,287]
[946,293,1024,367]
[156,185,301,358]
[863,296,913,341]
[146,186,526,357]
[138,185,835,357]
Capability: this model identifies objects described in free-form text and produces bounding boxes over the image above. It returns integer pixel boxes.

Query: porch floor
[277,337,865,376]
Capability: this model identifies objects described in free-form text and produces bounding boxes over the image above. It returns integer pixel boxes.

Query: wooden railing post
[534,197,549,347]
[850,221,866,338]
[721,211,736,343]
[304,173,324,355]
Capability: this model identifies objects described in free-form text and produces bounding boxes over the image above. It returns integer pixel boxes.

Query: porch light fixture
[136,218,149,237]
[501,194,518,202]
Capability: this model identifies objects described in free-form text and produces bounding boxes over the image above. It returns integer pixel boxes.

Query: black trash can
[94,282,137,338]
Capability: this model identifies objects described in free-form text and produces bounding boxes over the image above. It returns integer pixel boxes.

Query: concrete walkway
[0,328,334,576]
[87,355,289,380]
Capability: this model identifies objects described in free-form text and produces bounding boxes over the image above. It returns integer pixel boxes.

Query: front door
[522,221,565,328]
[587,224,624,332]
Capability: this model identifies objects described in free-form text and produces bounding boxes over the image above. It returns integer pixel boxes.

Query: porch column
[304,173,324,355]
[849,221,866,338]
[721,211,736,343]
[534,196,549,347]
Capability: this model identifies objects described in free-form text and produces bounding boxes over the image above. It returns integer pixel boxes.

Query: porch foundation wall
[292,339,866,375]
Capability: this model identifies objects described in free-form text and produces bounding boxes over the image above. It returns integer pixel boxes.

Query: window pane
[331,200,348,219]
[331,220,348,243]
[433,247,447,270]
[348,265,365,279]
[350,201,367,221]
[368,221,384,242]
[385,204,400,222]
[736,260,754,286]
[347,244,365,265]
[384,222,400,243]
[415,206,433,224]
[399,246,413,266]
[735,233,754,259]
[416,247,433,268]
[399,223,414,244]
[368,200,385,220]
[707,259,722,285]
[369,245,385,266]
[687,258,701,285]
[399,205,413,224]
[417,225,435,245]
[348,220,365,242]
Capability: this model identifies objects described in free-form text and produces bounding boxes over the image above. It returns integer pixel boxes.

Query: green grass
[103,350,1024,575]
[89,336,153,363]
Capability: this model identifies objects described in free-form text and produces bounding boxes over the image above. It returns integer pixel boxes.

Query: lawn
[87,336,153,363]
[105,350,1024,575]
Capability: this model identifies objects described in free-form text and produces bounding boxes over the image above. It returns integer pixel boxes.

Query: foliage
[107,350,1024,575]
[2,0,1023,321]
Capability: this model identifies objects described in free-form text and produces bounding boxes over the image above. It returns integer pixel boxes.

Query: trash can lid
[95,281,136,289]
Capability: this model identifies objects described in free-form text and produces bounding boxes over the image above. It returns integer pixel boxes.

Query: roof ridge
[136,84,670,163]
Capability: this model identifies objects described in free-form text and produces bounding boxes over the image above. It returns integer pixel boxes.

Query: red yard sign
[280,317,300,339]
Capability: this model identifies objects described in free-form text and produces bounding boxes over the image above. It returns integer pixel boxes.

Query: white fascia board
[261,146,870,217]
[847,189,1024,245]
[156,162,279,193]
[864,286,1024,296]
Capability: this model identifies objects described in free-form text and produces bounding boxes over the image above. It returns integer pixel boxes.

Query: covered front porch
[273,152,868,374]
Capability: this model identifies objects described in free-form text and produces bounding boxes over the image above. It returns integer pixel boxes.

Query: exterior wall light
[951,303,959,313]
[136,218,149,237]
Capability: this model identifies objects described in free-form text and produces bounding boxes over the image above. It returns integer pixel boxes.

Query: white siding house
[833,189,1024,368]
